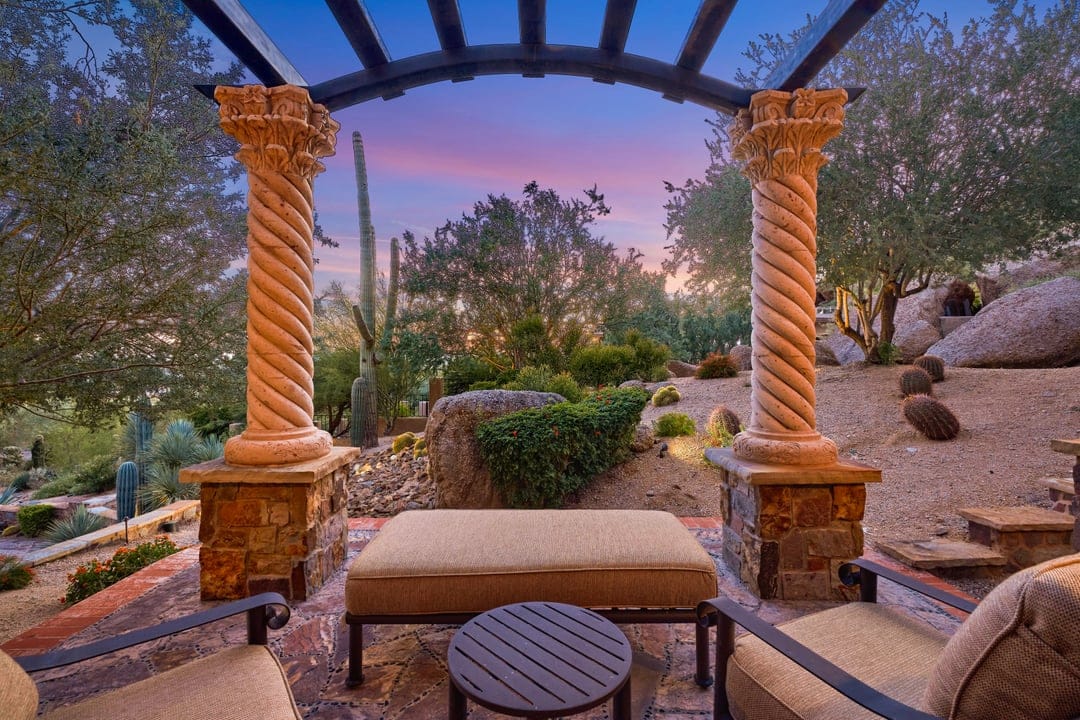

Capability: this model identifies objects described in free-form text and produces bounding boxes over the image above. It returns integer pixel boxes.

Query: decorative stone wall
[183,447,360,600]
[707,447,879,600]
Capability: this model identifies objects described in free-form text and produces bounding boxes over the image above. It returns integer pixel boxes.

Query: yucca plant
[45,504,108,543]
[0,482,18,505]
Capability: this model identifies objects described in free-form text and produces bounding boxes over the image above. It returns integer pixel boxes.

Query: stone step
[1037,477,1075,516]
[876,538,1007,576]
[959,506,1075,570]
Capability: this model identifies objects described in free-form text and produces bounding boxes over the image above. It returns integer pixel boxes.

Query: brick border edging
[1,547,200,656]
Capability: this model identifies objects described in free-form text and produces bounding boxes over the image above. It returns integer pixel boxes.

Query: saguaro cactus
[350,131,399,448]
[116,461,139,520]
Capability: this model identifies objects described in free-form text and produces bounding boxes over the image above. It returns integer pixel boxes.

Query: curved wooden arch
[308,44,753,114]
[184,0,882,114]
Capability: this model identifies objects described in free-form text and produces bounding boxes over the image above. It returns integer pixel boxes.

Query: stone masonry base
[181,446,361,601]
[706,448,881,600]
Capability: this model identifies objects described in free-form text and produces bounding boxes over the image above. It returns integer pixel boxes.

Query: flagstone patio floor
[3,517,972,719]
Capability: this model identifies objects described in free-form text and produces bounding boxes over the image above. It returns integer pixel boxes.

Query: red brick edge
[2,547,200,656]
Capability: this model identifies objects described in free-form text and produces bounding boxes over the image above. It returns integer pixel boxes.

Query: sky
[192,0,1050,293]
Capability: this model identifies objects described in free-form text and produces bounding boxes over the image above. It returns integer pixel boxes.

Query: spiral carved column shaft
[730,89,846,466]
[216,85,339,466]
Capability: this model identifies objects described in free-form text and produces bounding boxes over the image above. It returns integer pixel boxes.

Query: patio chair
[696,554,1080,720]
[1,592,300,720]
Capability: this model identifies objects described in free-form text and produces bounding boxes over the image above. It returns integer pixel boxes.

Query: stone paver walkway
[4,518,972,719]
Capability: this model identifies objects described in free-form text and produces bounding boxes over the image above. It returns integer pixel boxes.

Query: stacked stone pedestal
[182,447,360,600]
[706,448,880,600]
[1050,438,1080,550]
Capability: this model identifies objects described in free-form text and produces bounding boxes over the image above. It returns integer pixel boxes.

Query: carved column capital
[730,88,846,185]
[216,85,340,179]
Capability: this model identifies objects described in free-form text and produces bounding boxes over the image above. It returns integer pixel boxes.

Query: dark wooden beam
[325,0,391,68]
[181,0,305,86]
[599,0,636,53]
[308,44,753,114]
[764,0,886,90]
[676,0,737,72]
[518,0,545,45]
[427,0,467,51]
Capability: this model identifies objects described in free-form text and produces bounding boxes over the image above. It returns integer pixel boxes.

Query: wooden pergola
[180,0,886,603]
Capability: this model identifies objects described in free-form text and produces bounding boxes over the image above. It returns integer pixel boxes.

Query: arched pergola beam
[308,43,754,113]
[764,0,886,90]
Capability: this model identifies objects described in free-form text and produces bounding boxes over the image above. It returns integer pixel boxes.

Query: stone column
[730,88,844,467]
[216,84,338,467]
[183,86,361,601]
[707,89,880,600]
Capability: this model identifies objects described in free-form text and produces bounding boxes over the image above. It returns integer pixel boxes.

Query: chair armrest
[840,558,978,614]
[15,592,291,673]
[697,597,944,720]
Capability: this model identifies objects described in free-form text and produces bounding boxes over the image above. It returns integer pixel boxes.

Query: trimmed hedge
[16,504,56,537]
[476,387,648,508]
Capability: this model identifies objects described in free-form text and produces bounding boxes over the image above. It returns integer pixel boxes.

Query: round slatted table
[447,602,633,719]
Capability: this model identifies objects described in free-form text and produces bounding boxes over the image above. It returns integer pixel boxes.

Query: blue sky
[196,1,1051,293]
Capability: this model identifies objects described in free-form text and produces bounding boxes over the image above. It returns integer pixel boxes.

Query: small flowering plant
[0,555,34,591]
[62,536,179,605]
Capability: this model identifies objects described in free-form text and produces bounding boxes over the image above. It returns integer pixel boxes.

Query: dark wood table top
[448,601,633,718]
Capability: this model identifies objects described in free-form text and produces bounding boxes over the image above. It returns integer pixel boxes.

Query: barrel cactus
[902,395,960,441]
[651,385,681,407]
[913,354,945,382]
[708,404,742,436]
[116,461,139,520]
[899,368,933,397]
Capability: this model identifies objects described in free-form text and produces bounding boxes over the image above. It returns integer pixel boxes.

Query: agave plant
[45,505,108,543]
[138,466,199,511]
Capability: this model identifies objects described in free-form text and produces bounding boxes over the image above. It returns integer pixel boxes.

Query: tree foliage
[665,0,1079,361]
[401,182,661,370]
[0,0,249,422]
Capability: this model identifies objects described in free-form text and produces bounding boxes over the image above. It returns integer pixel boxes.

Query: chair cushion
[727,603,948,720]
[345,509,718,615]
[924,553,1080,720]
[0,649,38,720]
[41,645,300,720]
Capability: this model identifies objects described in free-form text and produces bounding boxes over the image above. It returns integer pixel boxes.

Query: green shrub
[391,432,417,454]
[655,413,696,437]
[651,385,681,406]
[445,355,501,396]
[67,455,118,495]
[63,536,179,605]
[876,341,900,365]
[504,365,585,403]
[695,352,739,379]
[623,330,671,381]
[16,504,56,537]
[0,555,33,591]
[467,380,500,392]
[45,505,108,543]
[568,344,636,387]
[31,475,76,499]
[476,387,648,507]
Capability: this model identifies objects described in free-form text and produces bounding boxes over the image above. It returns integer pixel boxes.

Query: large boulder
[728,344,752,371]
[428,390,564,508]
[666,360,698,378]
[926,277,1080,368]
[892,285,950,361]
[821,331,865,365]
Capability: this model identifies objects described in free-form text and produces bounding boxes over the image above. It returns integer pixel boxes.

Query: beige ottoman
[344,509,718,687]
